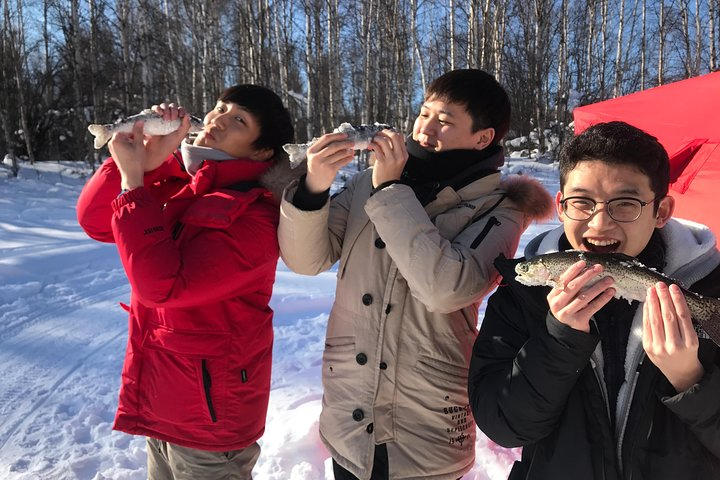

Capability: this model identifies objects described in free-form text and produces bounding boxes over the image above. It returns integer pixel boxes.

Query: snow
[0,159,560,480]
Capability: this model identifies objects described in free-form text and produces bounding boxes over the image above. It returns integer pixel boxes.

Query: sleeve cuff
[370,180,403,196]
[292,174,330,211]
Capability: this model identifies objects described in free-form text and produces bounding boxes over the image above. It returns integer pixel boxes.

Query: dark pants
[332,444,389,480]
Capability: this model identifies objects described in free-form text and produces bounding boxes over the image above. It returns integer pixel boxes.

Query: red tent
[573,72,720,237]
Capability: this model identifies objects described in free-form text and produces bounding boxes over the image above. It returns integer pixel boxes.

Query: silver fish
[87,109,204,149]
[282,122,394,168]
[515,250,720,346]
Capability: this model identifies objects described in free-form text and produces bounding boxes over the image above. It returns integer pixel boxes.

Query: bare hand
[305,132,355,193]
[108,121,147,190]
[547,261,616,333]
[369,130,408,188]
[643,282,704,392]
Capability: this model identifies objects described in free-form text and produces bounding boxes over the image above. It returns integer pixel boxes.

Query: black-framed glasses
[560,196,657,223]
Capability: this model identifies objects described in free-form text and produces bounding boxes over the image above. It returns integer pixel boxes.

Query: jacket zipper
[616,354,644,476]
[201,359,217,422]
[171,222,185,240]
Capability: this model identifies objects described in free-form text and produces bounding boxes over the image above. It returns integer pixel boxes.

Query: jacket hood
[184,148,306,206]
[259,154,307,205]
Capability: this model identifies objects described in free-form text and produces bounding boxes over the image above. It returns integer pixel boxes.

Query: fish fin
[87,124,112,149]
[698,297,720,348]
[282,144,308,169]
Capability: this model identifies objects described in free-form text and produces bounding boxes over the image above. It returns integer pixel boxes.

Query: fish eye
[518,264,529,273]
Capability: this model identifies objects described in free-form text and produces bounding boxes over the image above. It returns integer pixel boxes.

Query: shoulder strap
[470,193,507,225]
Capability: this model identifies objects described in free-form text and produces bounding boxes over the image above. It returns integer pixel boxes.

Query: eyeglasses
[560,196,657,223]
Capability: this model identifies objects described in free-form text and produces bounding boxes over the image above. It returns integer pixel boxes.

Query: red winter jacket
[77,153,280,451]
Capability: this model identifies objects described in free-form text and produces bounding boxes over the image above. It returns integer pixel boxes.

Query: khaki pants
[146,437,261,480]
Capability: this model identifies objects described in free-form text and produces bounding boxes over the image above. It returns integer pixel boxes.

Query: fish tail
[87,124,112,149]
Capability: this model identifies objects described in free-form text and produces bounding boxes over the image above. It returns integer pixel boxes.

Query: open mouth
[583,238,620,254]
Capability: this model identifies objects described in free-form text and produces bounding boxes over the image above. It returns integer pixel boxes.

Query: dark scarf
[559,230,665,428]
[402,137,504,205]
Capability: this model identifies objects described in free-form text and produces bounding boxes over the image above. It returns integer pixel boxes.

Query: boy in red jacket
[77,85,296,479]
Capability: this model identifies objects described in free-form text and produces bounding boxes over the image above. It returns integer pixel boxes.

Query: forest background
[1,0,719,167]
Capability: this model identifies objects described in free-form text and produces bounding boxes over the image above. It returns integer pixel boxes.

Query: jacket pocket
[321,336,357,405]
[139,323,231,425]
[416,355,469,381]
[411,354,471,407]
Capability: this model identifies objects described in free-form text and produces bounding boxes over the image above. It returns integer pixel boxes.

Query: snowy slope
[0,159,559,479]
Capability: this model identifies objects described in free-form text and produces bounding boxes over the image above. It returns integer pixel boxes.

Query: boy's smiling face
[412,96,494,152]
[557,160,674,257]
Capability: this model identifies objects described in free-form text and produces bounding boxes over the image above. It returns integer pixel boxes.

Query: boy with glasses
[469,121,720,479]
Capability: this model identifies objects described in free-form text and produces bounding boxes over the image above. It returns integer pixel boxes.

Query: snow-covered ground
[0,158,560,480]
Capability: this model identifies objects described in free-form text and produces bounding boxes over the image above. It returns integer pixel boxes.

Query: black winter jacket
[469,221,720,480]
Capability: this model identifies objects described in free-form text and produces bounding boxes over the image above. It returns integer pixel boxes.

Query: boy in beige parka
[278,69,554,480]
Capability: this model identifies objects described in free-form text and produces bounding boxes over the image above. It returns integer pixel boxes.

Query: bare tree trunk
[585,0,597,95]
[711,0,717,71]
[304,3,313,139]
[681,0,692,77]
[467,0,477,67]
[411,0,426,94]
[599,0,607,97]
[449,0,455,70]
[164,0,182,104]
[326,0,340,127]
[658,1,665,85]
[614,0,626,97]
[557,0,568,126]
[641,0,646,89]
[89,0,100,168]
[480,0,492,68]
[273,0,290,107]
[361,0,375,124]
[1,0,17,171]
[118,0,132,112]
[494,0,507,79]
[694,0,701,75]
[9,0,34,164]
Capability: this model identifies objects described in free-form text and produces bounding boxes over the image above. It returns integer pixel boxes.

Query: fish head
[188,115,204,133]
[515,259,556,287]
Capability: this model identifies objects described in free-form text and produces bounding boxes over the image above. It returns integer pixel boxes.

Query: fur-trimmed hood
[259,156,306,205]
[499,173,555,222]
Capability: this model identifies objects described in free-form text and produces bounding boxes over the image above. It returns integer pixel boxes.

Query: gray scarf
[180,139,235,176]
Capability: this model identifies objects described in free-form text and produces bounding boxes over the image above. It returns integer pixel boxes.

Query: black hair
[218,84,294,159]
[559,121,669,207]
[425,69,511,145]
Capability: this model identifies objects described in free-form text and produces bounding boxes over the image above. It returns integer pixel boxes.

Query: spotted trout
[88,109,204,149]
[515,250,720,346]
[282,122,394,168]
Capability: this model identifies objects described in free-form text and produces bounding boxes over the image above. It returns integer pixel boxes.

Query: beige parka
[278,167,553,479]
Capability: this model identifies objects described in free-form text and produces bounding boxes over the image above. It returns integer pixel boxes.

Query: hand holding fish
[546,260,616,333]
[144,103,193,172]
[305,133,356,193]
[108,121,148,190]
[368,130,408,188]
[643,282,704,392]
[108,106,191,190]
